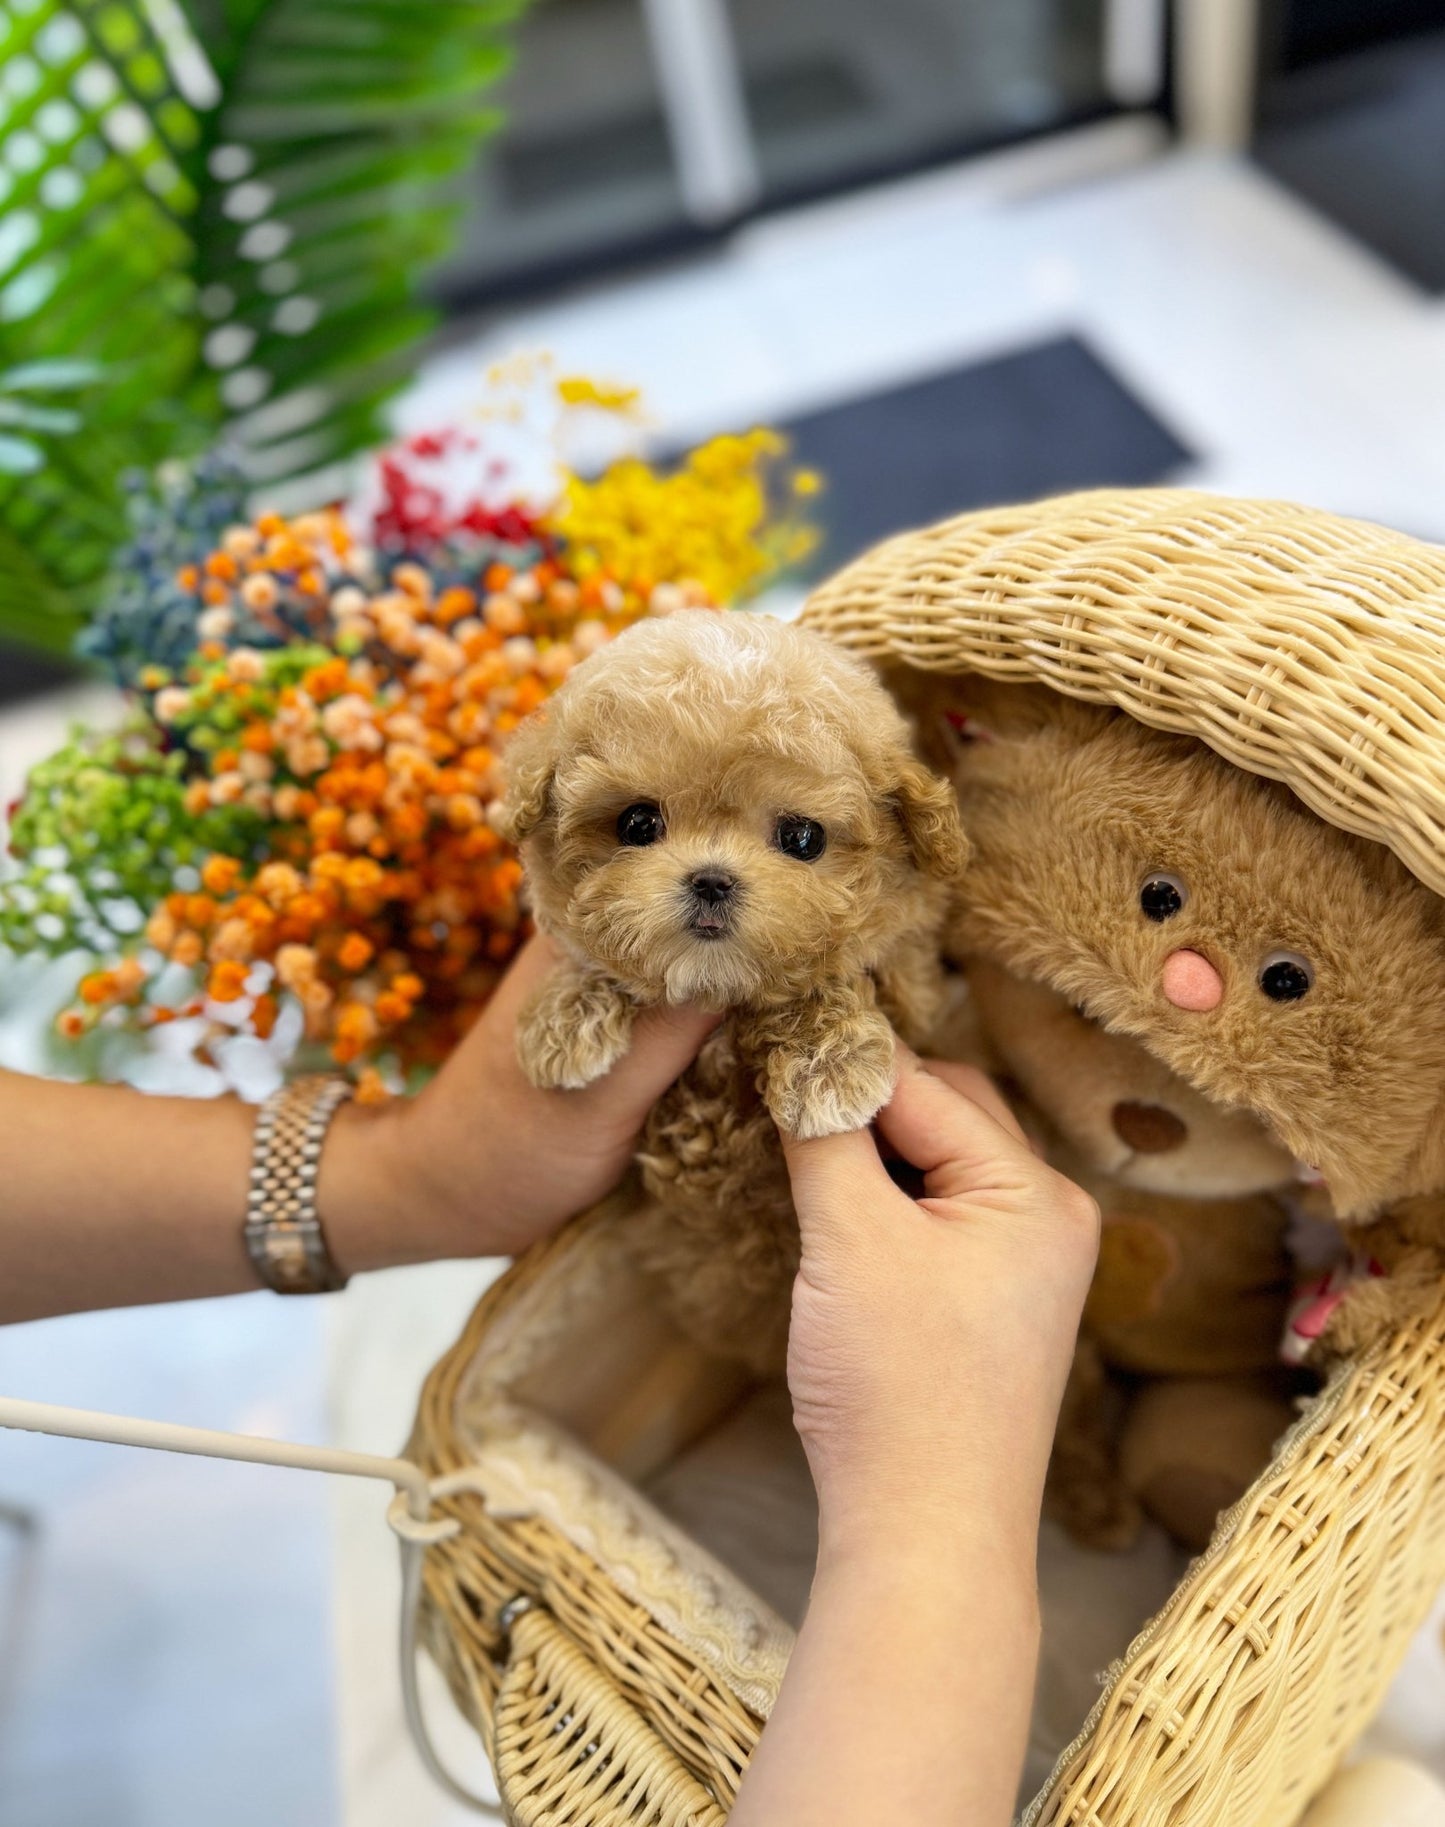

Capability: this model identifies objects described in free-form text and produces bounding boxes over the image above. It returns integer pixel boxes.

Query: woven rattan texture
[1027,1282,1445,1826]
[495,1608,727,1825]
[409,1224,761,1824]
[802,489,1445,900]
[411,490,1445,1824]
[411,1222,1445,1827]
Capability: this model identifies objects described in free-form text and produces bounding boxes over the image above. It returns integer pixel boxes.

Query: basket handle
[0,1394,503,1817]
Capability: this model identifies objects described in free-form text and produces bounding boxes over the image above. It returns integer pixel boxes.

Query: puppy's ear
[889,755,969,879]
[495,715,555,845]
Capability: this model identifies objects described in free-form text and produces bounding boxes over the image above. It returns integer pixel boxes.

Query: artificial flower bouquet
[0,367,819,1098]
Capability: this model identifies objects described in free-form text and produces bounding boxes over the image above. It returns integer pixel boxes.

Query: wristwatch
[243,1075,353,1294]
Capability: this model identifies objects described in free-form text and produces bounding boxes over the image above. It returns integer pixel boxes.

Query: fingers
[915,1055,1029,1143]
[876,1042,1038,1202]
[780,1122,892,1222]
[478,931,562,1036]
[599,998,722,1111]
[781,1043,1037,1241]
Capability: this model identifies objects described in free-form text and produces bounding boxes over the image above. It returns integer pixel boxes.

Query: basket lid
[801,488,1445,900]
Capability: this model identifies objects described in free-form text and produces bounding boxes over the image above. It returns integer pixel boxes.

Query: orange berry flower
[208,960,250,1003]
[24,392,815,1083]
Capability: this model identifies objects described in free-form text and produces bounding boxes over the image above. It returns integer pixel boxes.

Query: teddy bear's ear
[494,716,555,845]
[886,670,1096,772]
[890,755,969,879]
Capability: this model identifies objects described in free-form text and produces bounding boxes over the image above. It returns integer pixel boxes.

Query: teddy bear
[905,670,1445,1549]
[497,608,966,1371]
[926,957,1306,1549]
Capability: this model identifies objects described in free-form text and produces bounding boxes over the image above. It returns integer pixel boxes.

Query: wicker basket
[409,490,1445,1826]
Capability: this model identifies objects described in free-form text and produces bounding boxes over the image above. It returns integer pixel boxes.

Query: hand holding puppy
[731,1050,1099,1827]
[782,1044,1101,1560]
[499,610,966,1366]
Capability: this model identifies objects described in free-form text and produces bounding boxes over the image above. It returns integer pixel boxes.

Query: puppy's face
[500,612,964,1005]
[542,744,884,1005]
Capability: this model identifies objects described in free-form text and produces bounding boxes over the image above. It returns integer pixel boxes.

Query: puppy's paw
[769,1017,896,1140]
[516,970,636,1090]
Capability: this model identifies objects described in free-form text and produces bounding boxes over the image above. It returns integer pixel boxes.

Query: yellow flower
[556,375,642,416]
[544,428,818,606]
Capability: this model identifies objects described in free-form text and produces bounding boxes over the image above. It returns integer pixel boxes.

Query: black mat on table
[1255,30,1445,294]
[0,641,79,711]
[776,334,1192,575]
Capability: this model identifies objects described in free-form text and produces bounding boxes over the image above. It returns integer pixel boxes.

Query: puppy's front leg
[749,979,896,1141]
[516,957,639,1090]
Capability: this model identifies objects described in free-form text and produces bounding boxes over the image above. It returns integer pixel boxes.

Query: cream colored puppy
[498,609,965,1366]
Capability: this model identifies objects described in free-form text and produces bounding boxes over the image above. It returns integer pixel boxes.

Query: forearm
[0,934,719,1325]
[731,1527,1040,1827]
[0,1067,429,1324]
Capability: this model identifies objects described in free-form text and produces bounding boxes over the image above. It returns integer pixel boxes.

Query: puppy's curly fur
[499,610,966,1368]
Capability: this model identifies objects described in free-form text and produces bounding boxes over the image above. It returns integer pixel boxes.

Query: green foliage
[0,717,262,953]
[159,639,335,747]
[0,357,101,470]
[0,0,521,652]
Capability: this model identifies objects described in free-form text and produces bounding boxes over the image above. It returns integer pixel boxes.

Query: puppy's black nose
[689,869,736,905]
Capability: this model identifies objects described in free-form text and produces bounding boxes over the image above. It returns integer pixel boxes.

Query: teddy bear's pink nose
[1161,948,1223,1012]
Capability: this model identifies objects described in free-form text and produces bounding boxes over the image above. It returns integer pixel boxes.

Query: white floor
[4,129,1445,1822]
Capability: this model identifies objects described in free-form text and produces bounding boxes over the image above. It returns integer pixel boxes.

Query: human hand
[781,1043,1099,1573]
[321,934,718,1271]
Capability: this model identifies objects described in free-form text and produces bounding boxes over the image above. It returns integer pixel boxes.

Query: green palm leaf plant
[0,0,522,655]
[0,355,98,472]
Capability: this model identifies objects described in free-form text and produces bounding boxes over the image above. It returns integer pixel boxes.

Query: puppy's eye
[774,814,827,861]
[1259,950,1313,1003]
[1140,871,1188,922]
[617,802,665,847]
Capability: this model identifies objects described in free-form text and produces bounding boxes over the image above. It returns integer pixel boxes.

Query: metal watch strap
[244,1075,354,1294]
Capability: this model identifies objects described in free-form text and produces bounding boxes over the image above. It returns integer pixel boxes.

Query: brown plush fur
[902,668,1445,1539]
[1065,1158,1302,1551]
[1322,1191,1445,1358]
[906,675,1445,1221]
[930,961,1303,1548]
[966,955,1298,1198]
[500,610,965,1369]
[1115,1375,1300,1552]
[909,665,1445,1534]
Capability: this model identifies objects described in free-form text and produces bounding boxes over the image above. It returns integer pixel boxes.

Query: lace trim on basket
[449,1417,793,1719]
[448,1217,795,1720]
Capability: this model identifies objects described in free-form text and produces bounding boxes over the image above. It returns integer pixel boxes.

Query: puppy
[498,609,966,1368]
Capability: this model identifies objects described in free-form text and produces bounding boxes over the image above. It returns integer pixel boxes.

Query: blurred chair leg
[1174,0,1260,149]
[1105,0,1168,109]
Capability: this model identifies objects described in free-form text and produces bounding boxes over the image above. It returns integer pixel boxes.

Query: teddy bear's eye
[617,802,665,847]
[1140,872,1188,922]
[1259,950,1314,1003]
[774,815,827,861]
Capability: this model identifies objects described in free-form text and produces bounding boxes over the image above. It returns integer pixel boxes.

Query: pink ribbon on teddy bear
[1280,1253,1386,1365]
